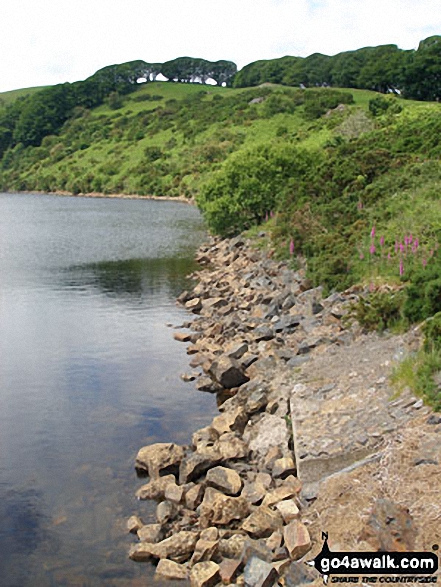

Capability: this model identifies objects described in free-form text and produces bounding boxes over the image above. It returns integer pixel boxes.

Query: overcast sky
[1,0,440,93]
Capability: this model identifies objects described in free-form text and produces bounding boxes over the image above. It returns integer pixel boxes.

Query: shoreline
[127,235,441,585]
[4,189,196,205]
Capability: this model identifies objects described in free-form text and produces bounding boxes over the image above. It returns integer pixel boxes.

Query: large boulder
[190,561,220,587]
[200,488,250,528]
[135,443,184,478]
[283,521,311,560]
[241,506,283,539]
[129,530,199,563]
[209,356,250,389]
[206,466,243,496]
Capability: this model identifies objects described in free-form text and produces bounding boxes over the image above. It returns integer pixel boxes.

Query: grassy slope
[0,85,49,105]
[0,82,376,195]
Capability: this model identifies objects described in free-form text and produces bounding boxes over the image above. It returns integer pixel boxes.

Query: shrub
[348,290,406,332]
[403,254,441,322]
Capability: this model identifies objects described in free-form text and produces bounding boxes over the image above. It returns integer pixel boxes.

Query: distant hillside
[0,85,50,106]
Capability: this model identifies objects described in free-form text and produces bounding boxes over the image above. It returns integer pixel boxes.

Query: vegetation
[0,44,440,408]
[233,35,441,101]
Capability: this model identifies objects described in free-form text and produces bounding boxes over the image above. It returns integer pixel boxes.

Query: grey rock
[179,452,222,484]
[210,356,250,389]
[244,556,278,587]
[427,415,441,425]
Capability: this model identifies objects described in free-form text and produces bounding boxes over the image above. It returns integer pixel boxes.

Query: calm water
[0,193,215,587]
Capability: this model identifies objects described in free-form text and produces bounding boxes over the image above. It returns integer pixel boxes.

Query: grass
[0,85,49,106]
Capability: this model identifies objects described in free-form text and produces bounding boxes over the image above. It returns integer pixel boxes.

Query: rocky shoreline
[7,189,194,204]
[127,235,441,586]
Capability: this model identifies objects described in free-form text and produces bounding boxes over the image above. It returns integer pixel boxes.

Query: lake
[0,193,215,586]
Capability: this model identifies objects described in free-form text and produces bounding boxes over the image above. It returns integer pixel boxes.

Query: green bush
[403,254,441,322]
[348,290,406,332]
[423,312,441,352]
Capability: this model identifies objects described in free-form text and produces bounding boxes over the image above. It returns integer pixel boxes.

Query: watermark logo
[307,533,439,585]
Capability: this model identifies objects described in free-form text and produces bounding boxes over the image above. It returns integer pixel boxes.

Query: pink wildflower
[370,226,376,238]
[380,236,385,246]
[369,244,376,255]
[289,239,294,255]
[422,258,427,268]
[399,259,404,276]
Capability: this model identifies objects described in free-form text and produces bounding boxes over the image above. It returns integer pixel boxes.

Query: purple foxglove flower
[380,236,385,246]
[399,259,404,276]
[370,226,375,238]
[289,239,294,255]
[369,244,376,255]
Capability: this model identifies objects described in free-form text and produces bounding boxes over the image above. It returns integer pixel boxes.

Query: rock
[190,561,220,587]
[165,482,185,504]
[241,538,274,565]
[136,474,177,500]
[212,407,248,435]
[218,534,247,559]
[241,481,266,505]
[135,443,184,478]
[196,376,223,393]
[210,356,250,389]
[226,342,249,360]
[253,325,275,342]
[206,466,243,496]
[217,433,249,460]
[174,331,192,342]
[245,414,289,457]
[129,530,199,563]
[156,500,178,524]
[272,457,296,479]
[191,539,219,565]
[186,298,203,313]
[137,523,163,543]
[241,506,283,539]
[127,515,143,534]
[155,559,188,580]
[185,483,205,510]
[244,556,278,587]
[427,415,441,425]
[200,490,250,527]
[283,520,311,560]
[179,452,222,484]
[360,498,416,551]
[275,500,300,523]
[284,561,318,586]
[246,390,268,414]
[200,527,219,541]
[219,558,242,584]
[192,426,219,449]
[266,530,283,552]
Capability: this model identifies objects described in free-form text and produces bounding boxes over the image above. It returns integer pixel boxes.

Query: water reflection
[61,256,197,301]
[0,194,214,586]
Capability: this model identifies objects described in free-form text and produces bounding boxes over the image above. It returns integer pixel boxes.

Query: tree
[402,36,441,101]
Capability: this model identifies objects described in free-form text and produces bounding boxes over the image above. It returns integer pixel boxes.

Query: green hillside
[1,75,441,406]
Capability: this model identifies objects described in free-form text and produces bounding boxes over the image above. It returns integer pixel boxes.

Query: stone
[127,515,143,534]
[165,482,185,504]
[185,298,203,313]
[266,530,283,552]
[246,414,289,457]
[244,556,278,587]
[155,559,188,580]
[196,376,223,393]
[212,407,248,435]
[174,331,193,342]
[192,426,219,449]
[210,356,250,389]
[217,433,249,460]
[427,415,441,425]
[156,500,177,525]
[253,325,275,342]
[218,534,248,559]
[246,390,268,414]
[200,490,250,527]
[137,523,163,543]
[283,561,318,586]
[129,530,199,563]
[136,474,177,500]
[206,466,243,496]
[191,539,219,565]
[272,457,296,479]
[283,520,311,560]
[219,558,242,584]
[241,538,274,565]
[135,443,184,478]
[226,341,249,360]
[185,483,205,510]
[241,506,283,539]
[241,481,266,505]
[179,452,222,484]
[200,527,219,542]
[360,498,416,551]
[275,500,300,523]
[190,561,220,587]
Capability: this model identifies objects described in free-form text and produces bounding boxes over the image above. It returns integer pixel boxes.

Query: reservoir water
[0,193,215,586]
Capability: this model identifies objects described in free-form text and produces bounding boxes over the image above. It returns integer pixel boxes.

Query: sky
[1,0,440,93]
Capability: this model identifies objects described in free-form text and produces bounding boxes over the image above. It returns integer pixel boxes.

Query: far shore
[5,189,196,205]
